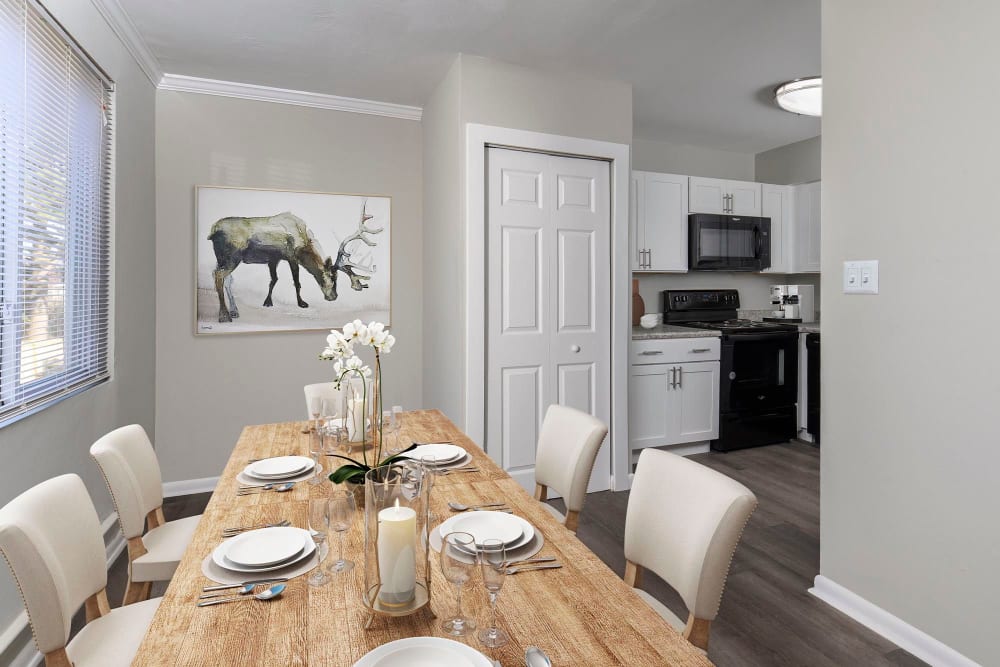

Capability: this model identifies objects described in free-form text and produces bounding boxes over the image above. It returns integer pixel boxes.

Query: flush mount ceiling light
[775,76,822,116]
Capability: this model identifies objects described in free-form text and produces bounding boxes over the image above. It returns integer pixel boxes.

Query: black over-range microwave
[688,214,771,271]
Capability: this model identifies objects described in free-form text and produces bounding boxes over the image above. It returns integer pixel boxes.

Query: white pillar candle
[347,392,364,441]
[376,499,416,606]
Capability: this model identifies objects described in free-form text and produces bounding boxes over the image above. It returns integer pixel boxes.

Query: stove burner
[679,319,797,333]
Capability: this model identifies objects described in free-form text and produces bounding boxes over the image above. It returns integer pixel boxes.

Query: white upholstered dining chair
[0,474,161,667]
[533,404,608,532]
[623,448,757,651]
[90,424,201,605]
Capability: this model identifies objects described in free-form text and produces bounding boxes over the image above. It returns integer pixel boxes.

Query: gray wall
[633,136,755,180]
[154,92,422,484]
[422,54,634,429]
[756,135,821,184]
[0,0,156,660]
[822,2,997,664]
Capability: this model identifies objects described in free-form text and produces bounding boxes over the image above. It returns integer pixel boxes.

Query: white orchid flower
[367,322,385,337]
[379,333,396,353]
[343,319,366,341]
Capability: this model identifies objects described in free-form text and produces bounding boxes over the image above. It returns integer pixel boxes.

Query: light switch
[843,260,879,294]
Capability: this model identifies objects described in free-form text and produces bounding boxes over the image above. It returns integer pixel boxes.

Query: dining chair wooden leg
[564,509,580,532]
[624,559,642,588]
[684,614,711,651]
[84,589,111,622]
[123,535,150,605]
[43,648,72,667]
[534,483,547,502]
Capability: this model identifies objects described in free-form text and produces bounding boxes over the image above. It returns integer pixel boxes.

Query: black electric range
[662,289,799,452]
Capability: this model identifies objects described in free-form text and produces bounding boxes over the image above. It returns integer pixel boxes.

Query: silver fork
[221,519,290,537]
[440,468,480,476]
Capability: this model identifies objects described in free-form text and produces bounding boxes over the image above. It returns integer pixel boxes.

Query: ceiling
[118,0,820,154]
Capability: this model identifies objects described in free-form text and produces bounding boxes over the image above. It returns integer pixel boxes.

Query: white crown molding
[88,0,162,85]
[810,575,981,667]
[158,74,423,121]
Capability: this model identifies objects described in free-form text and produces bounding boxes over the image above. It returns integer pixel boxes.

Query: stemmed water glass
[308,429,323,486]
[307,497,330,587]
[420,455,438,523]
[309,397,322,431]
[382,410,400,455]
[328,490,355,573]
[321,398,343,455]
[478,538,509,648]
[440,531,477,636]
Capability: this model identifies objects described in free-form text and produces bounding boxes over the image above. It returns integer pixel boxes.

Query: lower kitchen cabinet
[629,360,720,449]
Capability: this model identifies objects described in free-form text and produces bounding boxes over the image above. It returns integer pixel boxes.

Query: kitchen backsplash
[635,272,821,314]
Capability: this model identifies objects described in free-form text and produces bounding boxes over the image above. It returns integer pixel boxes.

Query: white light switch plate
[843,260,879,294]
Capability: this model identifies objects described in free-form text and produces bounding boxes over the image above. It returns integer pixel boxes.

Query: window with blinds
[0,0,113,427]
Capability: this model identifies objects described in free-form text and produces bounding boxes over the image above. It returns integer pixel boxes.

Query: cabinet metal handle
[643,249,649,268]
[669,367,676,389]
[690,348,711,353]
[639,350,663,355]
[677,366,683,388]
[647,248,652,268]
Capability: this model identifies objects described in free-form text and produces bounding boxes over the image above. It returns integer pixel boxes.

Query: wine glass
[382,410,399,455]
[477,538,509,648]
[308,429,323,486]
[440,531,477,636]
[307,498,330,587]
[309,396,322,431]
[328,490,355,573]
[420,455,438,523]
[321,398,343,455]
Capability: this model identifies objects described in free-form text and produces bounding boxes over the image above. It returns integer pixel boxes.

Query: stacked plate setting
[237,455,317,487]
[212,526,316,574]
[353,637,493,667]
[432,511,542,564]
[402,443,469,470]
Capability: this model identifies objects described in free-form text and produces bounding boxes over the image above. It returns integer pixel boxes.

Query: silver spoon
[237,482,295,496]
[525,646,552,667]
[447,501,506,512]
[197,583,285,607]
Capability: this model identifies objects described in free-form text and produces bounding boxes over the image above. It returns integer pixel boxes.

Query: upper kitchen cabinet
[689,177,762,216]
[792,181,821,273]
[632,170,688,272]
[761,184,794,273]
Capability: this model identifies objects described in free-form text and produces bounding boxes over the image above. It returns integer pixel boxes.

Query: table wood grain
[132,410,713,666]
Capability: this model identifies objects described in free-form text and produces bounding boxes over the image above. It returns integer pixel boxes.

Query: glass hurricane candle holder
[362,464,432,627]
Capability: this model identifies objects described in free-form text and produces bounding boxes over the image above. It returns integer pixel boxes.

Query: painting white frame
[195,186,391,335]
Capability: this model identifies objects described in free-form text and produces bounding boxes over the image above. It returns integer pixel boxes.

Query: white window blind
[0,0,113,426]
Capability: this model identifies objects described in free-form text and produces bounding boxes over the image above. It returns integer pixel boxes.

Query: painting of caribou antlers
[195,186,390,334]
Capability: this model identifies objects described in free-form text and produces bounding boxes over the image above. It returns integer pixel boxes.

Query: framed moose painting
[195,186,391,335]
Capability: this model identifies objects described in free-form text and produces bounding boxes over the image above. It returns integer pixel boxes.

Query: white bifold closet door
[486,147,611,494]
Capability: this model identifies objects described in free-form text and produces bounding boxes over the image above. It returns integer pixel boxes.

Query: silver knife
[506,556,557,566]
[202,577,289,592]
[506,563,563,574]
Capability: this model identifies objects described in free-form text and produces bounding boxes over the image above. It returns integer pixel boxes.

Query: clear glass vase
[362,464,432,622]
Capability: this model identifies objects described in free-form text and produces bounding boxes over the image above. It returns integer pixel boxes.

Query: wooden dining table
[132,410,713,666]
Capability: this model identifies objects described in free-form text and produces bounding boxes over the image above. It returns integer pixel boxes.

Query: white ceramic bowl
[639,314,659,329]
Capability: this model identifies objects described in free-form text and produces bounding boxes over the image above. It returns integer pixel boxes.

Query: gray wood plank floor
[91,442,924,665]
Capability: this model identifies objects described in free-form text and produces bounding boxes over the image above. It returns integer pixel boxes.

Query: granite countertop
[632,324,721,340]
[798,322,821,334]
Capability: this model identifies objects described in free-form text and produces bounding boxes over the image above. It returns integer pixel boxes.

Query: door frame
[465,123,632,492]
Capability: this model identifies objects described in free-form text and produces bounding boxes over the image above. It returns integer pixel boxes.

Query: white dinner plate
[430,524,544,566]
[450,511,523,546]
[352,637,492,667]
[212,528,316,573]
[438,511,535,551]
[403,444,465,465]
[236,464,319,488]
[246,456,315,479]
[224,526,307,567]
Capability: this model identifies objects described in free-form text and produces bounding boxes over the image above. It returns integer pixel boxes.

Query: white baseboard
[1,512,127,667]
[162,476,219,497]
[810,575,981,667]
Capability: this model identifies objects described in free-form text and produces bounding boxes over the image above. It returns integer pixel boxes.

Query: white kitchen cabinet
[689,177,762,216]
[792,181,821,273]
[629,338,720,451]
[761,184,794,273]
[632,170,688,272]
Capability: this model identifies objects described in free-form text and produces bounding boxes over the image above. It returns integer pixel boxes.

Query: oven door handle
[754,225,762,259]
[724,332,797,343]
